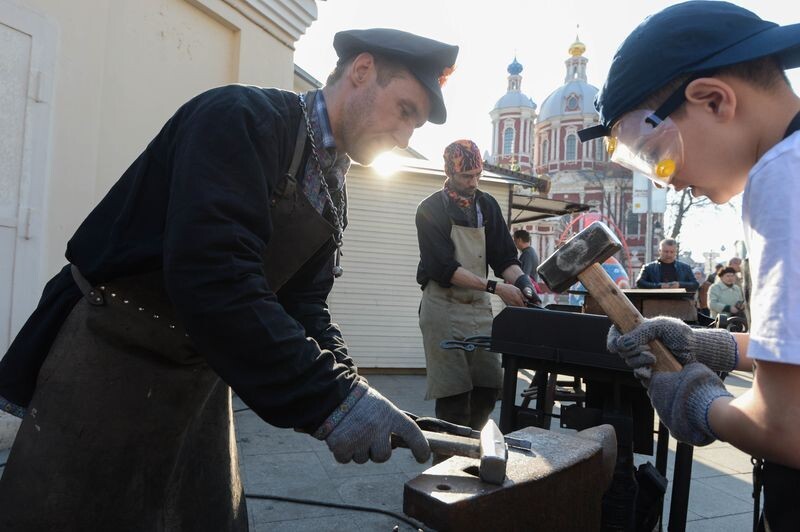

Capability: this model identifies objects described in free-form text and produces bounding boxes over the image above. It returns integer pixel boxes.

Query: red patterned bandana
[443,139,482,208]
[443,139,483,178]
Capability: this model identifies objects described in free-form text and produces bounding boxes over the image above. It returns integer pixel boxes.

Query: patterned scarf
[302,95,350,216]
[443,179,474,208]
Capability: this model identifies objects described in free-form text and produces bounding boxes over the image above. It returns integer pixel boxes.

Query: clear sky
[294,0,800,266]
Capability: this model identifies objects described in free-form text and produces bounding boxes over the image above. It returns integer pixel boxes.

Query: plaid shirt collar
[312,90,337,152]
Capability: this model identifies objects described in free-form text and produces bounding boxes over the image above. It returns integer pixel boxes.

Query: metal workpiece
[404,425,612,531]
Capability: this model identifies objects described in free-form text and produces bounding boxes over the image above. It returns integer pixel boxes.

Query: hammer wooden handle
[577,263,682,373]
[422,431,482,458]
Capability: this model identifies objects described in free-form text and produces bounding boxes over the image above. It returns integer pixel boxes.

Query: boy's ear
[685,77,737,122]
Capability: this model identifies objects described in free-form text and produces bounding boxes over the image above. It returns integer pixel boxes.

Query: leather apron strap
[261,90,338,292]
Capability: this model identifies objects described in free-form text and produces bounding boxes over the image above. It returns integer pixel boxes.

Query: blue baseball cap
[333,29,459,124]
[579,1,800,141]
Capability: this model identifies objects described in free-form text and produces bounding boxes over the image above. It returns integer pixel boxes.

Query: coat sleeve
[636,264,660,289]
[162,87,358,433]
[416,198,460,286]
[708,284,727,313]
[677,263,700,291]
[278,243,356,371]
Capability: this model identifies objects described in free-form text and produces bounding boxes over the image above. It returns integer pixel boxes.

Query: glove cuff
[312,380,369,440]
[685,376,734,446]
[691,328,738,372]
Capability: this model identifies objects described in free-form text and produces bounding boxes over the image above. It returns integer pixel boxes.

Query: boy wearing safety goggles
[579,1,800,529]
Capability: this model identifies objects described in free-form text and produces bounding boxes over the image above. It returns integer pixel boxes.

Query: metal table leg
[668,442,694,531]
[656,422,669,476]
[499,355,519,433]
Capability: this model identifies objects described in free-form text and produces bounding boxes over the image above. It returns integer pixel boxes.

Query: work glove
[317,382,430,464]
[646,362,733,447]
[514,274,542,306]
[607,316,738,381]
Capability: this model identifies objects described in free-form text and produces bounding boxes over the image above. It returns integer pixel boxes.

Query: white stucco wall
[0,0,316,447]
[19,0,310,281]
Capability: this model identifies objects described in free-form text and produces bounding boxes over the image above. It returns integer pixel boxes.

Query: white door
[0,2,54,354]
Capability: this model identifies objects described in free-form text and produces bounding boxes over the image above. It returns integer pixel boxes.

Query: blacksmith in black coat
[0,28,458,530]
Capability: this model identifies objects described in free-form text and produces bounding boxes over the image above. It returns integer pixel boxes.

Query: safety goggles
[597,74,707,186]
[605,109,684,186]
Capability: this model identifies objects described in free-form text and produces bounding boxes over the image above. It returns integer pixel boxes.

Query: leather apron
[0,91,339,532]
[419,208,503,400]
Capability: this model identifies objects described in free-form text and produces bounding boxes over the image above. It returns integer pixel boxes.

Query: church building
[489,37,664,278]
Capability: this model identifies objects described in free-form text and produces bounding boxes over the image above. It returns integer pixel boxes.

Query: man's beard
[340,85,379,164]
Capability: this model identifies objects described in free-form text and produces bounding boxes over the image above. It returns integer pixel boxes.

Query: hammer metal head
[478,420,507,485]
[537,221,622,293]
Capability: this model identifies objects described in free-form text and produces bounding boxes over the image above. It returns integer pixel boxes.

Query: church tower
[490,36,665,279]
[489,58,537,174]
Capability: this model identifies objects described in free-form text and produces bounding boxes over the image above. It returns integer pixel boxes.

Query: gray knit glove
[647,362,733,446]
[317,382,430,464]
[607,317,738,380]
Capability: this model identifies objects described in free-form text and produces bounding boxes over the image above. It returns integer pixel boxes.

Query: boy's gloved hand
[647,362,732,446]
[318,382,430,464]
[607,316,738,380]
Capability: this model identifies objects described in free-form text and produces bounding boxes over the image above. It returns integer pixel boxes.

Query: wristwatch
[486,280,497,294]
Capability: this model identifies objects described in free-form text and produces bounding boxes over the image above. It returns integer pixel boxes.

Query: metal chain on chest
[299,93,345,248]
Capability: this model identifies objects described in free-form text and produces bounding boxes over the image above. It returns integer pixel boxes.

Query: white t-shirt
[742,129,800,365]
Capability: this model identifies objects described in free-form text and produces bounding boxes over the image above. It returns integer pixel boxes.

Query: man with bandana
[415,139,539,439]
[0,28,456,530]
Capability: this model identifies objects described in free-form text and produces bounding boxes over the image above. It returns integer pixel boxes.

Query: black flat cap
[333,28,459,124]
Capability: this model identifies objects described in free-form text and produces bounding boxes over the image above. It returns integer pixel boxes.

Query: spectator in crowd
[513,229,540,282]
[728,256,744,287]
[707,262,725,285]
[696,269,711,316]
[635,238,699,291]
[709,267,746,319]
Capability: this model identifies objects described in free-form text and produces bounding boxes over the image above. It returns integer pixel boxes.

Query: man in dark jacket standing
[513,229,540,282]
[636,237,699,291]
[0,28,456,531]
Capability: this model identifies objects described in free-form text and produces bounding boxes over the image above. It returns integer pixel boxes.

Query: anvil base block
[403,426,606,532]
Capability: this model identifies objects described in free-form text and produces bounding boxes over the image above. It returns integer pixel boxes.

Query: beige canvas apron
[420,222,502,400]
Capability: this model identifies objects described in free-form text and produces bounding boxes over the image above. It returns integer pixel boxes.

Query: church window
[565,94,579,112]
[566,134,577,161]
[595,139,604,161]
[503,127,514,154]
[626,210,640,236]
[541,139,549,164]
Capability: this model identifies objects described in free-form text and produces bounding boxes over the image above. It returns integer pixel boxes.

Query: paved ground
[0,370,755,530]
[234,370,757,531]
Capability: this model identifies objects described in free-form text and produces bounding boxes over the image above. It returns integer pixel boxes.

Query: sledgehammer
[537,221,681,373]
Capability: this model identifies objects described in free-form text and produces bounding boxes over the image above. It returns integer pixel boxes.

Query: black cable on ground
[233,406,251,413]
[244,492,425,531]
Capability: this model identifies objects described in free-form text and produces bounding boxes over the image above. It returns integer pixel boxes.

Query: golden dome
[569,35,586,57]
